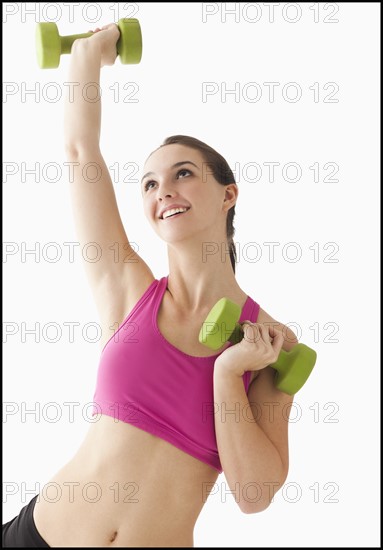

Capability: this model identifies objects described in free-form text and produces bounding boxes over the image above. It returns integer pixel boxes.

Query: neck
[166,240,241,313]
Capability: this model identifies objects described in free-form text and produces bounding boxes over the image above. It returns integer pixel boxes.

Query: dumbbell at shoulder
[199,297,317,396]
[35,18,142,69]
[271,342,317,395]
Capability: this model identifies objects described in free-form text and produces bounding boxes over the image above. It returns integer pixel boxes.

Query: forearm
[64,39,102,150]
[213,367,285,513]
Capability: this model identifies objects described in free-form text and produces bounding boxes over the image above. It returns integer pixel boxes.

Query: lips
[159,206,191,219]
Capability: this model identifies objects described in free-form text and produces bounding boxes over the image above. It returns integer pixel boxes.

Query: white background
[2,2,380,547]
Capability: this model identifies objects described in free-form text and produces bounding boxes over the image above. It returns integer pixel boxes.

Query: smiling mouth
[161,208,191,220]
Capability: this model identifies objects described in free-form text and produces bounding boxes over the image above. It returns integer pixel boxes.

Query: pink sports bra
[92,275,260,473]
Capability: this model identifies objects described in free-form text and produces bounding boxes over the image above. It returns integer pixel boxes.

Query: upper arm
[247,308,299,479]
[66,146,155,320]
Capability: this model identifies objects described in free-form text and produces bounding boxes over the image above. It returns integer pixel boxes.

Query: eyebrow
[141,161,199,184]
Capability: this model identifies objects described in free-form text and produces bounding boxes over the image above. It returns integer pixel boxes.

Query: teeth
[162,207,189,219]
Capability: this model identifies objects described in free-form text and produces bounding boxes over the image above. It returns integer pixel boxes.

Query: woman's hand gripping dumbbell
[82,24,121,68]
[199,298,317,395]
[36,18,142,68]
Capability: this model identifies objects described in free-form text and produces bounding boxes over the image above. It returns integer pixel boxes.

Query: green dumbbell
[199,297,317,395]
[36,18,142,69]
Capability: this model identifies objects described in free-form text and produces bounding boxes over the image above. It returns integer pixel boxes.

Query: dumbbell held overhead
[199,298,317,396]
[36,18,142,69]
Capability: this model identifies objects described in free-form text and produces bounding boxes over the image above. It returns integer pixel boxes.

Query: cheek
[142,198,150,215]
[198,191,220,214]
[143,201,156,224]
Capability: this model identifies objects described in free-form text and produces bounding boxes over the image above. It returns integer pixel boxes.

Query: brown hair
[157,135,238,273]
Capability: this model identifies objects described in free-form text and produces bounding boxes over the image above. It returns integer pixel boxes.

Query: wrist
[71,38,102,62]
[214,358,244,379]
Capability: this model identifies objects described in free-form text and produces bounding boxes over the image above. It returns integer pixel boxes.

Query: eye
[143,169,192,192]
[144,180,156,192]
[177,168,192,178]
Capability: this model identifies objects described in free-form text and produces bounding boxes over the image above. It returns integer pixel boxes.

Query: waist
[33,415,218,546]
[33,489,196,547]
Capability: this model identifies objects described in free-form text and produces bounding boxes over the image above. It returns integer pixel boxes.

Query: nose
[156,178,177,201]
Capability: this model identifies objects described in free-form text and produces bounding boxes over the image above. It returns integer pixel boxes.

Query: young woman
[3,24,298,548]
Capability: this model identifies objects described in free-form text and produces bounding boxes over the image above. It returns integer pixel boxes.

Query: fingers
[88,24,115,33]
[241,321,257,342]
[241,321,267,343]
[270,330,284,355]
[241,321,284,347]
[259,323,272,344]
[238,321,285,370]
[266,324,284,354]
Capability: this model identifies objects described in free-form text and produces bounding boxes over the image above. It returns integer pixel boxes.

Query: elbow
[240,500,271,515]
[64,142,100,160]
[239,489,280,515]
[238,490,274,515]
[64,142,81,159]
[240,470,289,515]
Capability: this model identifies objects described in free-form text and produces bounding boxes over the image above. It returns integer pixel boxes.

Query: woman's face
[141,144,236,245]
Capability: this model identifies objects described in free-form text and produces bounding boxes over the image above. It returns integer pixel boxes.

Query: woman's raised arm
[64,25,154,324]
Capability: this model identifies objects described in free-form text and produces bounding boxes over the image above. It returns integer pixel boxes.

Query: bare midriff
[33,414,219,547]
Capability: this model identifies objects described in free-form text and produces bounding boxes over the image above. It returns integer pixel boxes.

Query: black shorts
[2,495,50,548]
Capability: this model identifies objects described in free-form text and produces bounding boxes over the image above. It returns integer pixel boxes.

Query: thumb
[239,321,262,344]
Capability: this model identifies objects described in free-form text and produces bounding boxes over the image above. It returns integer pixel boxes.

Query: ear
[223,183,238,211]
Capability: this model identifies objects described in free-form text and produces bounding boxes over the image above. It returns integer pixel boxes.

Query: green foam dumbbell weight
[199,297,317,395]
[36,18,142,69]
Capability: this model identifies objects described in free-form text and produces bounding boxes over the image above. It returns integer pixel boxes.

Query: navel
[109,530,118,543]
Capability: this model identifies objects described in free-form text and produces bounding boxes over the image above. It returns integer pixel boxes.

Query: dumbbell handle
[59,30,134,58]
[60,32,95,54]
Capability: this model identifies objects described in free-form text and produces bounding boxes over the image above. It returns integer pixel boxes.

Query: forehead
[144,144,203,172]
